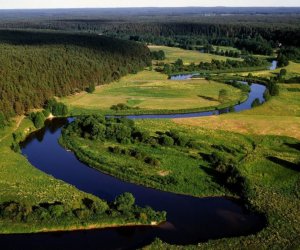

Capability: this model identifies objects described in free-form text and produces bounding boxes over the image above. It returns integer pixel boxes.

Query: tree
[86,83,96,93]
[114,192,135,212]
[159,135,174,146]
[268,82,279,96]
[279,69,287,76]
[251,98,261,108]
[30,112,45,129]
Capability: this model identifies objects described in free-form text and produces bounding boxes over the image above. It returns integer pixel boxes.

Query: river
[0,81,267,250]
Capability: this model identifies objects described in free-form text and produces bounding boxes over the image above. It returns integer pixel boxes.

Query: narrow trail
[0,115,25,143]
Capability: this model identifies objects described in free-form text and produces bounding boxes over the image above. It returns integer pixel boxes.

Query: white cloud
[0,0,299,9]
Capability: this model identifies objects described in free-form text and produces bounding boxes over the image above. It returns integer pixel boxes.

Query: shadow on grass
[200,166,225,188]
[285,142,300,152]
[267,156,300,172]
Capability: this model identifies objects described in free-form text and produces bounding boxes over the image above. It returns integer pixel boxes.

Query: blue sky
[0,0,299,9]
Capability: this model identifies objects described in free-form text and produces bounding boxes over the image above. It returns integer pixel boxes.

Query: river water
[0,81,267,250]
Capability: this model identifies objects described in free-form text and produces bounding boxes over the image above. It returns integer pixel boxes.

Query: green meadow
[149,45,243,64]
[60,70,245,115]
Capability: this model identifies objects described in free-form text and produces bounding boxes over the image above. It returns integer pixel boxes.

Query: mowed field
[60,70,244,113]
[149,45,242,64]
[174,83,300,140]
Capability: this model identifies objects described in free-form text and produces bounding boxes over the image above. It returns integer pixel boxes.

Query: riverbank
[0,117,166,234]
[20,117,266,247]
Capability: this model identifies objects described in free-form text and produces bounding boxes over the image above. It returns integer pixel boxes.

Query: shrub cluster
[208,152,249,197]
[110,103,131,111]
[45,99,68,116]
[0,192,166,225]
[160,56,266,74]
[29,112,45,129]
[0,198,108,223]
[151,50,166,60]
[108,146,161,167]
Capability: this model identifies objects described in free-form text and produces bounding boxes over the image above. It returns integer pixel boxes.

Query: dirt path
[0,115,25,142]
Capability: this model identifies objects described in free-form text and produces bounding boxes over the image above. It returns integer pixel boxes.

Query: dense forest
[0,30,151,119]
[0,9,299,120]
[0,9,299,49]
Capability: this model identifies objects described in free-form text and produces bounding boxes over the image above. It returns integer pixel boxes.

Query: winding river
[0,82,267,250]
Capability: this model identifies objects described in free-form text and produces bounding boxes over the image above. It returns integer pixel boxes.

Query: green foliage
[251,98,261,108]
[86,83,96,93]
[29,112,45,129]
[42,109,50,118]
[235,38,273,55]
[151,50,166,60]
[110,103,131,111]
[277,46,300,67]
[263,89,271,101]
[10,142,21,153]
[114,193,135,213]
[159,135,174,146]
[0,30,151,118]
[279,69,287,76]
[268,81,280,96]
[162,56,267,75]
[45,99,68,116]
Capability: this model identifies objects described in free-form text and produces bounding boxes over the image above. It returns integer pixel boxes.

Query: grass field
[174,84,300,140]
[236,61,300,78]
[61,116,300,250]
[134,118,300,250]
[149,45,242,64]
[60,70,244,114]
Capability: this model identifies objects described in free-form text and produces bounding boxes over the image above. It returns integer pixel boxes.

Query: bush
[86,83,96,93]
[159,135,174,146]
[49,204,65,218]
[11,142,21,153]
[251,98,261,108]
[73,208,91,219]
[170,131,189,147]
[114,192,135,213]
[263,89,271,101]
[42,109,50,118]
[110,103,130,111]
[144,156,160,166]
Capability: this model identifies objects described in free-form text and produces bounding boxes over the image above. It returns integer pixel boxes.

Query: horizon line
[1,6,300,10]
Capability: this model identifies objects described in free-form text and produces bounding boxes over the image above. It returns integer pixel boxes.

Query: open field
[237,61,300,78]
[134,119,300,250]
[149,45,243,64]
[60,70,244,114]
[174,83,300,140]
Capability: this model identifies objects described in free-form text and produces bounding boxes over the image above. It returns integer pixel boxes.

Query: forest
[0,30,151,119]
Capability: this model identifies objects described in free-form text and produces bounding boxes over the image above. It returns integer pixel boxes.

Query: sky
[0,0,299,9]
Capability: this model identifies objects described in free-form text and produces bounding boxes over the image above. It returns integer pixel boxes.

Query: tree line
[0,30,151,122]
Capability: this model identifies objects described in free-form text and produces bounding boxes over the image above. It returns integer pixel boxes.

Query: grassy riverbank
[174,83,300,140]
[0,117,165,234]
[59,115,300,250]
